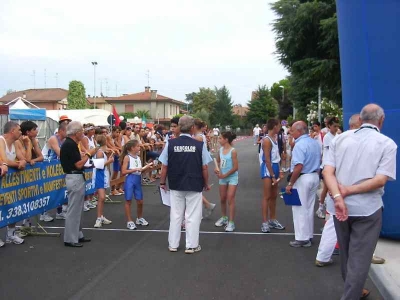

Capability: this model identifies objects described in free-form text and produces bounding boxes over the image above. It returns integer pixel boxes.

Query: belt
[300,170,318,176]
[66,170,84,175]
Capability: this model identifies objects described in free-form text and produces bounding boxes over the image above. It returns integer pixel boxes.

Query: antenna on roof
[146,69,150,86]
[55,73,58,88]
[44,69,47,88]
[31,70,36,89]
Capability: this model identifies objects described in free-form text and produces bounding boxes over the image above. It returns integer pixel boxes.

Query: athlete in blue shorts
[260,119,285,233]
[121,140,149,230]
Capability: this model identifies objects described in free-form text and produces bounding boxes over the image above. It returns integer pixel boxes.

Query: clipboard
[158,186,171,207]
[280,188,302,206]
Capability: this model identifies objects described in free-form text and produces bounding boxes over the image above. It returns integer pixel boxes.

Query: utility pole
[115,83,118,96]
[55,73,58,88]
[44,69,47,88]
[91,62,98,109]
[105,78,109,97]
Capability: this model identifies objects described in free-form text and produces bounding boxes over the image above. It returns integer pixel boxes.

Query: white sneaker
[215,216,228,227]
[87,202,96,209]
[56,212,66,220]
[91,200,98,206]
[185,245,201,254]
[0,239,5,247]
[127,221,137,230]
[168,246,178,252]
[22,219,31,227]
[83,203,90,212]
[136,217,149,226]
[203,203,216,219]
[40,213,54,222]
[225,221,235,232]
[6,233,24,245]
[94,218,102,228]
[101,216,112,225]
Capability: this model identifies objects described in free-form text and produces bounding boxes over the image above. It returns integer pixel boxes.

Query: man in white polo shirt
[253,124,261,145]
[323,104,397,300]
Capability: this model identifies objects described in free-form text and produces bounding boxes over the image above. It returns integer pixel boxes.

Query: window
[170,105,172,115]
[125,104,133,112]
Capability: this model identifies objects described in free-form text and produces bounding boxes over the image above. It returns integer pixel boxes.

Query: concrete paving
[0,138,381,300]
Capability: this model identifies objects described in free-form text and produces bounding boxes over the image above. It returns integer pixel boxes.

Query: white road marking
[40,226,322,236]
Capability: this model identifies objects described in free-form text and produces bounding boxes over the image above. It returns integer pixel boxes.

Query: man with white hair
[159,116,212,254]
[60,121,99,247]
[323,104,397,299]
[285,121,321,248]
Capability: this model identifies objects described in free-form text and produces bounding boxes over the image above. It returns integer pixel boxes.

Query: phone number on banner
[0,196,50,222]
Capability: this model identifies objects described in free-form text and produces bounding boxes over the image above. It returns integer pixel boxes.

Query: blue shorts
[260,162,280,179]
[124,174,143,201]
[219,173,239,186]
[113,155,120,172]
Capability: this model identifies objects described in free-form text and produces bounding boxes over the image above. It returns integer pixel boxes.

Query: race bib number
[220,159,227,169]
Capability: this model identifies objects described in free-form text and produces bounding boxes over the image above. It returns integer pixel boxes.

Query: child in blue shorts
[121,140,149,230]
[214,132,239,232]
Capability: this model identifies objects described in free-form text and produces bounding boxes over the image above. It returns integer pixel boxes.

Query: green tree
[184,92,196,113]
[135,110,151,120]
[270,78,293,119]
[193,109,210,126]
[270,0,340,115]
[246,85,278,125]
[67,81,88,109]
[120,112,136,120]
[210,85,234,127]
[192,88,216,114]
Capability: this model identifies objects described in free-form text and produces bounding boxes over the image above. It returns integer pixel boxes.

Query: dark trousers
[334,208,382,300]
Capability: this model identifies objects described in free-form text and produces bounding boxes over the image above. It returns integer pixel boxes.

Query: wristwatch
[160,183,166,186]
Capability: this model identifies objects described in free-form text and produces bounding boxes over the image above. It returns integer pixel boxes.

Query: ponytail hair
[221,131,237,144]
[120,140,139,165]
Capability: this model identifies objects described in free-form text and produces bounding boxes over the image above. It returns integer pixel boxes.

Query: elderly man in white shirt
[323,104,397,300]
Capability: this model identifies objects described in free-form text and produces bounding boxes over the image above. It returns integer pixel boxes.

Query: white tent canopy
[46,109,111,126]
[10,99,31,109]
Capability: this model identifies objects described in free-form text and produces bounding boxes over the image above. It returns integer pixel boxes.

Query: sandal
[360,289,370,299]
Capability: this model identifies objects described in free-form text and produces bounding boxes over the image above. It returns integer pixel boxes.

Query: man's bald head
[349,114,361,130]
[360,104,385,128]
[291,121,308,138]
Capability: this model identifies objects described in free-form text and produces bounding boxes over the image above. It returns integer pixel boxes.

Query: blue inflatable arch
[336,1,400,239]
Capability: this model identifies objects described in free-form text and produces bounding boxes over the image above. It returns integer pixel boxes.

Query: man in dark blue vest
[159,116,212,254]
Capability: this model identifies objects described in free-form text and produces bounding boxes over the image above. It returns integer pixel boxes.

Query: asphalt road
[0,137,381,300]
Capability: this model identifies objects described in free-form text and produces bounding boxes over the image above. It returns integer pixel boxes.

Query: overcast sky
[0,0,287,106]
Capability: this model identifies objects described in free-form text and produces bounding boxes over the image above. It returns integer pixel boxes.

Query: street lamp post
[91,62,98,109]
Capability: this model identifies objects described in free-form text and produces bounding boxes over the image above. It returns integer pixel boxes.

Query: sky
[0,0,287,106]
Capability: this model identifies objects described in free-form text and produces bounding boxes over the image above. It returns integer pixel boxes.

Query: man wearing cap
[59,115,72,125]
[323,104,397,299]
[60,121,98,247]
[159,116,212,254]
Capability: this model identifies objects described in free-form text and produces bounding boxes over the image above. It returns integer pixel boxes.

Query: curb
[369,264,400,300]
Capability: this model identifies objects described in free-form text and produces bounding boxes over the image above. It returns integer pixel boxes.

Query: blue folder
[281,188,302,206]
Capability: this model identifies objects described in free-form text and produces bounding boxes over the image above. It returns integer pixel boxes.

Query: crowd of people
[0,103,396,299]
